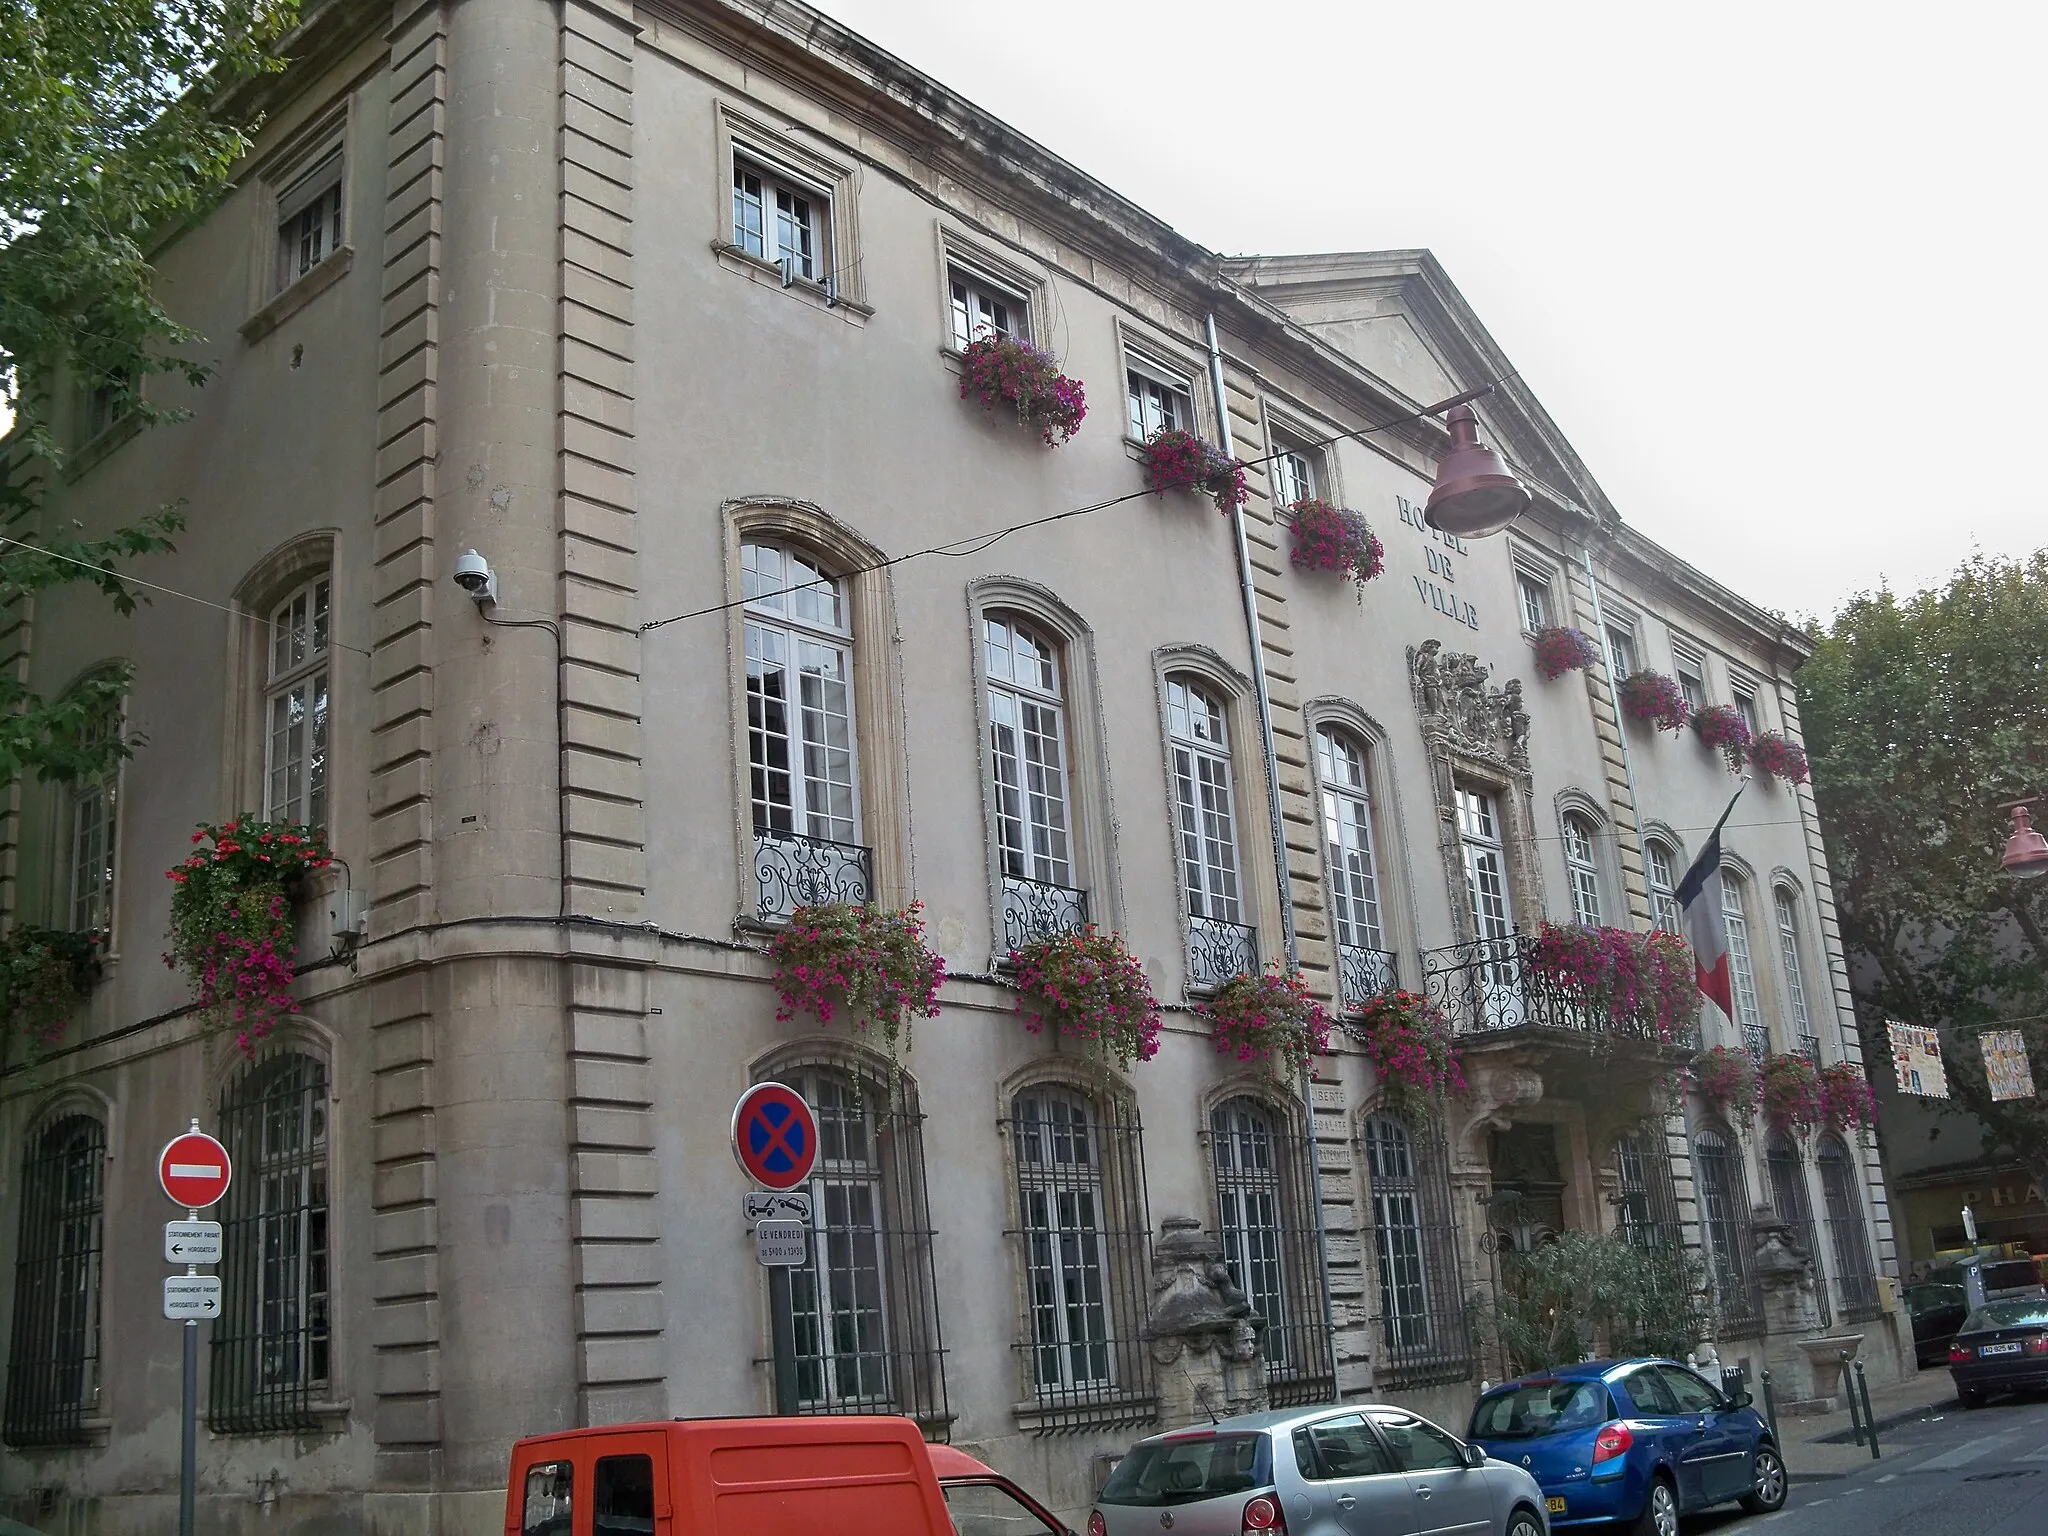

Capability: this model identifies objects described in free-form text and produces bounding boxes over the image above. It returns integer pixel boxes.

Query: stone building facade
[0,1,1909,1529]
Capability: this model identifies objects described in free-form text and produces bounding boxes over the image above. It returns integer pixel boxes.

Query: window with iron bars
[211,1052,330,1433]
[3,1116,105,1446]
[758,1061,948,1430]
[1360,1112,1472,1387]
[1817,1135,1881,1319]
[1765,1131,1831,1328]
[1693,1128,1763,1337]
[1613,1129,1681,1251]
[1209,1096,1332,1406]
[1008,1085,1155,1430]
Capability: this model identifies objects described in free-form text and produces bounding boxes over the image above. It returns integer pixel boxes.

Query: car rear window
[1097,1434,1269,1507]
[1964,1299,2048,1332]
[1983,1260,2043,1292]
[1469,1380,1612,1440]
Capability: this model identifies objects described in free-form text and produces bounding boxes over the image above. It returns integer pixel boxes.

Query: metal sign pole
[180,1206,197,1536]
[768,1266,800,1414]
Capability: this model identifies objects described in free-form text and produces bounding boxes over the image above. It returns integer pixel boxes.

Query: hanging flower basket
[165,819,334,1055]
[1820,1061,1879,1132]
[1692,704,1752,772]
[1748,732,1810,785]
[1143,428,1248,514]
[1642,931,1702,1043]
[1524,922,1700,1044]
[1284,499,1384,588]
[0,926,104,1053]
[1619,670,1690,734]
[1352,989,1465,1117]
[1690,1045,1760,1126]
[769,901,946,1059]
[1009,926,1161,1072]
[958,334,1088,446]
[1530,626,1602,681]
[1760,1053,1825,1137]
[1199,965,1333,1070]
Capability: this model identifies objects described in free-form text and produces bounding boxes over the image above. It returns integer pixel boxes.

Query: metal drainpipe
[1203,313,1341,1393]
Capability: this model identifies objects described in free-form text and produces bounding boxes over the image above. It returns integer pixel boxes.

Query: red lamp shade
[2002,804,2048,879]
[1425,403,1530,538]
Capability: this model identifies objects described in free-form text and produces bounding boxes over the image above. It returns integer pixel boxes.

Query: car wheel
[1741,1445,1788,1513]
[1631,1476,1679,1536]
[1959,1387,1985,1409]
[1505,1510,1543,1536]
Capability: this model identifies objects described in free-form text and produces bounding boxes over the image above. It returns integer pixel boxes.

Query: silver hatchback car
[1088,1404,1549,1536]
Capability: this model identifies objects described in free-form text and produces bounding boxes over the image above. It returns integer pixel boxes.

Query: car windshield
[1097,1434,1269,1507]
[1469,1380,1611,1440]
[1963,1299,2048,1332]
[1907,1284,1964,1317]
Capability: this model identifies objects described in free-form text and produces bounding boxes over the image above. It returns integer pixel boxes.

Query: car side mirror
[1464,1444,1488,1468]
[1728,1390,1753,1409]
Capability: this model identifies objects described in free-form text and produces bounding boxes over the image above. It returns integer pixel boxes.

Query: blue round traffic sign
[731,1082,818,1192]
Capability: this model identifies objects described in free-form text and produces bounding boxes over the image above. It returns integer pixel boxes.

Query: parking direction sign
[731,1082,818,1193]
[163,1274,222,1320]
[164,1220,222,1265]
[158,1130,232,1210]
[754,1219,808,1266]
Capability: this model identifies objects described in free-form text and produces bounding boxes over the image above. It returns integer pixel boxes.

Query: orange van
[506,1415,1073,1536]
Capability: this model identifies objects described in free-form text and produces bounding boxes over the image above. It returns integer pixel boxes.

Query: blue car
[1467,1359,1786,1536]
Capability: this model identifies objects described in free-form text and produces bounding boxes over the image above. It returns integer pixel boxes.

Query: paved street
[1687,1392,2048,1536]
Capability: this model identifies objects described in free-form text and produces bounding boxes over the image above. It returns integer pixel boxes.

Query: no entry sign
[158,1130,232,1211]
[731,1082,818,1193]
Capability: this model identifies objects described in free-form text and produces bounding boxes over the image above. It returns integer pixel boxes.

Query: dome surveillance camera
[452,549,497,605]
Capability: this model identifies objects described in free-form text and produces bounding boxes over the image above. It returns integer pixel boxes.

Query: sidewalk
[1780,1364,1958,1479]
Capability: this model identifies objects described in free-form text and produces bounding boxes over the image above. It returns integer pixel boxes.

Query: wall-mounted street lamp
[1425,398,1532,538]
[2000,799,2048,879]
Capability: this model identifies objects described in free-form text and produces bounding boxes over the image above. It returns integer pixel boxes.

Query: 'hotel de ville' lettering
[1397,494,1481,631]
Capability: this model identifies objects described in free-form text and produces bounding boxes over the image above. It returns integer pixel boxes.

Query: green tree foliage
[0,0,297,782]
[1484,1229,1710,1374]
[1799,552,2048,1192]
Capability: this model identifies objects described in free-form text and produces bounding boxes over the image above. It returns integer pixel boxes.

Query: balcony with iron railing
[1742,1023,1770,1063]
[1420,930,1701,1050]
[752,828,874,923]
[1187,913,1258,992]
[1001,876,1090,951]
[1798,1033,1823,1067]
[1337,943,1400,1011]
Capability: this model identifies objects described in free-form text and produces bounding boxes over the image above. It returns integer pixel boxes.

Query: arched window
[1645,841,1683,934]
[2,1115,105,1446]
[1614,1129,1679,1249]
[1774,887,1814,1049]
[1010,1085,1150,1422]
[743,540,864,920]
[1693,1129,1762,1337]
[1816,1136,1880,1318]
[1764,1131,1829,1326]
[1721,876,1766,1056]
[1211,1097,1330,1402]
[1360,1112,1470,1384]
[264,576,330,828]
[1168,676,1252,987]
[1562,813,1603,927]
[212,1051,329,1432]
[1316,727,1392,1005]
[986,616,1082,945]
[759,1061,946,1421]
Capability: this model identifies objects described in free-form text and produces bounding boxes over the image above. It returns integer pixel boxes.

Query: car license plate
[1547,1497,1568,1513]
[1982,1342,2023,1356]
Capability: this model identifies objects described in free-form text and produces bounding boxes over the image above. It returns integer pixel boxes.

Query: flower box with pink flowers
[1748,731,1810,785]
[1352,989,1465,1118]
[1692,704,1752,771]
[769,900,946,1059]
[1619,670,1690,734]
[1009,926,1161,1072]
[1142,428,1248,514]
[1530,626,1602,681]
[958,334,1087,446]
[1199,965,1333,1071]
[1285,499,1384,588]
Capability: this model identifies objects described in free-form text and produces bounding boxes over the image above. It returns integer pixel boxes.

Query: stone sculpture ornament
[1408,642,1532,769]
[1146,1215,1263,1364]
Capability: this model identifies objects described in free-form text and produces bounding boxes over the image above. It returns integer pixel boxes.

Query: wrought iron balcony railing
[1743,1023,1770,1063]
[1187,914,1258,992]
[1002,876,1090,951]
[1798,1033,1823,1067]
[1337,943,1399,1010]
[752,828,874,923]
[1419,931,1699,1048]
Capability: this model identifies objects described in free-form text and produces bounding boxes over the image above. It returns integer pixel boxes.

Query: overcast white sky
[825,0,2045,624]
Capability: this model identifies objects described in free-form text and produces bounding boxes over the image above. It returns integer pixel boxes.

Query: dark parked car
[1468,1359,1785,1536]
[1905,1282,1972,1366]
[1949,1296,2048,1406]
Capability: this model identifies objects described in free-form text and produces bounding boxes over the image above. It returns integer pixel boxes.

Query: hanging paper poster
[1982,1029,2037,1103]
[1888,1020,1950,1099]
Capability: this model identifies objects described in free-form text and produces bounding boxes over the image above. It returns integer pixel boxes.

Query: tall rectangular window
[1126,365,1190,441]
[1273,443,1317,507]
[986,617,1071,889]
[1458,788,1515,942]
[1516,573,1551,633]
[1673,648,1706,714]
[1562,814,1603,928]
[213,1053,330,1432]
[949,269,1027,350]
[1733,688,1760,735]
[1645,842,1683,934]
[1318,727,1390,1003]
[743,543,857,845]
[1604,624,1638,679]
[64,686,123,937]
[1014,1089,1112,1392]
[732,157,827,282]
[1774,888,1813,1039]
[275,149,344,292]
[1168,679,1241,924]
[1360,1113,1470,1383]
[1722,877,1765,1052]
[265,577,330,830]
[3,1117,105,1446]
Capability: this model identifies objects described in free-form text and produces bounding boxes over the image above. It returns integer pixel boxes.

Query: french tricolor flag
[1676,788,1746,1021]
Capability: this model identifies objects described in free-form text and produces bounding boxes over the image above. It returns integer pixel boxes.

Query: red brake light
[1241,1492,1286,1533]
[1950,1345,1973,1364]
[2027,1337,2048,1356]
[1088,1513,1107,1536]
[1592,1422,1634,1464]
